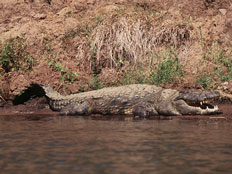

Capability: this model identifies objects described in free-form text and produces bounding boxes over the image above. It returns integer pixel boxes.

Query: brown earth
[0,0,231,112]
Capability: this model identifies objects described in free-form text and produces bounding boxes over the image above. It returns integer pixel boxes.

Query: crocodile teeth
[205,105,219,111]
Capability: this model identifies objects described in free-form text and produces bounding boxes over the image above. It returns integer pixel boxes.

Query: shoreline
[0,99,231,121]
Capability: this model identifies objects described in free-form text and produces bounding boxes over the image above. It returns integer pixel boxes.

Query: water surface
[0,115,232,174]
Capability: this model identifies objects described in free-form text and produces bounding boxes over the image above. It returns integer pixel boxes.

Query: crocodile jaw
[173,90,221,115]
[174,100,220,115]
[200,105,219,114]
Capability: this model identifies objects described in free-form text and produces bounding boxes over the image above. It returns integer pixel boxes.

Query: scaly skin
[39,84,221,116]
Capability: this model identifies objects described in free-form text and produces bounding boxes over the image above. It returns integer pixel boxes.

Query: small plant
[0,37,33,73]
[45,43,52,53]
[49,60,79,83]
[214,49,232,82]
[197,73,213,89]
[214,66,232,82]
[64,11,72,18]
[122,63,148,85]
[89,76,102,90]
[151,48,182,84]
[67,11,72,16]
[19,90,24,96]
[93,15,104,28]
[202,41,232,84]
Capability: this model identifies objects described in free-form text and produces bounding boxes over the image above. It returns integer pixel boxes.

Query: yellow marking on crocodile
[124,108,133,114]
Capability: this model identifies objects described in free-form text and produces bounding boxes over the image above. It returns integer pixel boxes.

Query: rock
[71,0,87,11]
[222,81,229,86]
[219,9,227,16]
[87,0,95,5]
[34,13,47,20]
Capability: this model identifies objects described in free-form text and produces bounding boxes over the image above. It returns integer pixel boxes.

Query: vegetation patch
[121,63,149,85]
[214,49,232,82]
[151,48,183,85]
[0,37,34,73]
[199,41,232,89]
[197,72,215,89]
[120,48,183,85]
[48,60,79,84]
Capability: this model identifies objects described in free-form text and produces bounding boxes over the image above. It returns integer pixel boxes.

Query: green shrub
[0,37,33,73]
[214,49,232,82]
[151,48,182,84]
[202,41,232,84]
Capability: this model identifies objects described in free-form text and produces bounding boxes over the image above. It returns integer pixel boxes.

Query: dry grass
[74,10,192,72]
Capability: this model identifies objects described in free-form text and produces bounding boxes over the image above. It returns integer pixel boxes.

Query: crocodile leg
[60,101,92,116]
[132,101,158,117]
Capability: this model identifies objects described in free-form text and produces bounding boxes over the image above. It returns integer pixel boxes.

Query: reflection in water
[0,115,232,174]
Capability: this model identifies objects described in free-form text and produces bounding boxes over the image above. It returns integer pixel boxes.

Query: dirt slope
[0,0,231,105]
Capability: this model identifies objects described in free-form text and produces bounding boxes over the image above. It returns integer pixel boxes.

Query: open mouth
[176,91,221,114]
[186,100,218,110]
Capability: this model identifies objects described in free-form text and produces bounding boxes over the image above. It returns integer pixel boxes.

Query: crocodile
[36,84,221,117]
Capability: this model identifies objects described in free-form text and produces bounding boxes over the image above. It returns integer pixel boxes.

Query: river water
[0,114,232,174]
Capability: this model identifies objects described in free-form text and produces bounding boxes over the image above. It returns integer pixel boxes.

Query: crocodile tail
[40,84,63,100]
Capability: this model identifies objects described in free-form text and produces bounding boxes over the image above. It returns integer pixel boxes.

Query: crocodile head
[156,89,221,116]
[173,90,221,115]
